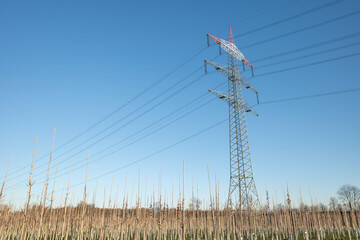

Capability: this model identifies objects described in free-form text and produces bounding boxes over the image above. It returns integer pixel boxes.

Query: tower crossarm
[208,90,259,116]
[207,33,253,68]
[204,60,257,94]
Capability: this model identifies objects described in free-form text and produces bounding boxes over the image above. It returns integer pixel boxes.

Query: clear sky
[0,0,359,208]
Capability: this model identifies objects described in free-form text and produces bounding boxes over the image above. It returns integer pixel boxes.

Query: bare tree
[337,184,360,210]
[318,203,328,212]
[188,197,201,210]
[329,197,338,211]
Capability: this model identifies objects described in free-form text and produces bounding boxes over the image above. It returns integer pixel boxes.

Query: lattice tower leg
[227,54,259,209]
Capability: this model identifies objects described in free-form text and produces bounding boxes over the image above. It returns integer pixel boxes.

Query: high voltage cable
[5,47,360,189]
[8,98,218,192]
[5,48,360,189]
[1,46,211,179]
[9,93,221,193]
[5,70,220,186]
[7,49,360,193]
[53,119,228,196]
[4,6,359,182]
[4,2,360,202]
[51,34,360,168]
[52,86,360,195]
[54,48,360,169]
[234,0,345,39]
[51,67,208,160]
[240,40,360,73]
[15,85,360,199]
[239,10,360,49]
[210,0,345,46]
[29,27,360,174]
[231,0,300,26]
[10,117,228,195]
[255,51,360,77]
[257,88,360,105]
[8,82,360,195]
[3,56,216,181]
[252,32,360,63]
[49,51,360,178]
[4,70,213,184]
[51,4,355,165]
[254,41,360,70]
[5,2,352,178]
[8,81,224,191]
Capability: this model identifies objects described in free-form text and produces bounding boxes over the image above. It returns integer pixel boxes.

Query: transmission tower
[205,26,259,208]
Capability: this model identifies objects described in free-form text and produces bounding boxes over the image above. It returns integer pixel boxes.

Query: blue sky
[0,0,359,208]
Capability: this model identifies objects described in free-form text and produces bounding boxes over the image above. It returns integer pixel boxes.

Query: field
[1,182,359,239]
[0,136,359,240]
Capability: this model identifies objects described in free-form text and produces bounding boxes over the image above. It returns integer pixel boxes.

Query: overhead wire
[234,0,346,38]
[252,32,360,63]
[6,36,360,191]
[252,41,360,70]
[7,118,227,199]
[231,0,300,26]
[4,69,213,185]
[2,44,210,179]
[255,51,360,77]
[5,0,352,180]
[44,2,353,171]
[238,10,360,49]
[3,54,219,184]
[5,70,222,190]
[6,33,360,189]
[4,2,359,190]
[8,48,360,195]
[8,83,224,193]
[256,88,360,105]
[30,8,360,173]
[29,84,360,199]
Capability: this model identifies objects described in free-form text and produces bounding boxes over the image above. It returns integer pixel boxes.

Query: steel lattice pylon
[205,26,259,209]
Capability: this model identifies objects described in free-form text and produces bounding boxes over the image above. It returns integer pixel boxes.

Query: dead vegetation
[1,133,359,239]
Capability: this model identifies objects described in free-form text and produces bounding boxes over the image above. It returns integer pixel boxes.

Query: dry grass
[0,135,359,239]
[0,200,359,239]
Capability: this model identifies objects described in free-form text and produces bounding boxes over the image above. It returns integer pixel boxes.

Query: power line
[4,70,214,185]
[6,48,360,191]
[4,5,360,185]
[255,51,360,77]
[5,2,360,202]
[43,11,360,170]
[84,119,226,185]
[5,71,222,189]
[81,56,360,182]
[51,32,360,169]
[231,0,300,26]
[38,85,360,197]
[6,3,353,179]
[257,88,360,105]
[9,119,228,198]
[10,48,360,194]
[254,41,360,69]
[6,46,360,191]
[3,56,217,182]
[234,0,345,39]
[53,68,206,159]
[52,87,360,195]
[2,46,211,179]
[8,85,222,192]
[50,3,355,168]
[8,82,360,196]
[239,10,360,49]
[8,96,218,193]
[252,32,360,63]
